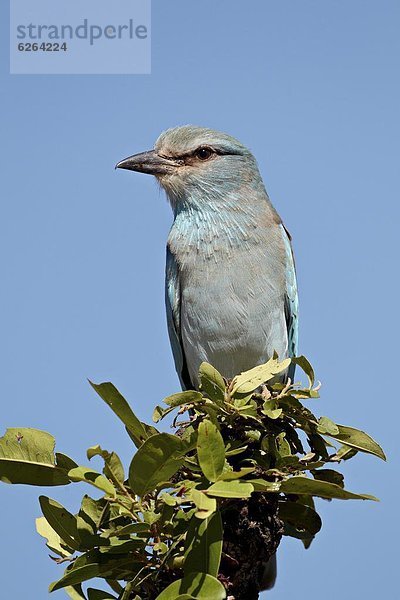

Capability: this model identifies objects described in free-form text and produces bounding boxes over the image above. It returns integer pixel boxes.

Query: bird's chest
[177,245,279,341]
[168,222,287,380]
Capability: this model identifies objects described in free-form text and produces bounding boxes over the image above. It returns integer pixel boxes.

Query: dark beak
[115,150,178,175]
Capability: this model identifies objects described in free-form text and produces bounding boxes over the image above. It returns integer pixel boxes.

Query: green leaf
[155,572,226,600]
[217,467,255,481]
[142,422,160,437]
[247,479,281,492]
[190,489,217,519]
[86,445,103,460]
[55,555,137,590]
[87,590,117,600]
[102,581,123,596]
[154,541,169,554]
[184,511,223,578]
[56,453,79,471]
[262,398,283,420]
[231,356,291,395]
[99,539,145,554]
[76,513,99,550]
[331,444,358,461]
[65,585,87,599]
[39,496,81,550]
[291,356,315,387]
[49,564,101,592]
[79,495,107,529]
[143,509,161,525]
[197,421,225,482]
[236,401,259,418]
[89,381,148,448]
[36,516,73,557]
[225,442,248,457]
[276,432,292,458]
[308,433,330,460]
[312,468,344,488]
[280,476,379,501]
[152,405,175,423]
[232,392,254,407]
[161,492,177,506]
[87,445,125,484]
[68,467,116,497]
[199,363,226,403]
[206,480,254,498]
[164,390,203,407]
[0,428,70,486]
[103,452,124,484]
[279,500,322,536]
[317,417,339,436]
[325,425,386,461]
[106,523,150,537]
[129,433,187,496]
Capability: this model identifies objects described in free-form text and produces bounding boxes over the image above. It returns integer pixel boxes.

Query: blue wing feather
[165,248,192,389]
[280,224,299,381]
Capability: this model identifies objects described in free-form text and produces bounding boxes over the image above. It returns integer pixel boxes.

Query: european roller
[117,126,298,591]
[116,126,299,392]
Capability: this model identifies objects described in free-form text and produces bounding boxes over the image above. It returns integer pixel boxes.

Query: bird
[116,126,298,389]
[116,125,299,590]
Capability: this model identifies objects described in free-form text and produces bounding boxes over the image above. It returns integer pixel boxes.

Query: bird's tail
[260,553,277,591]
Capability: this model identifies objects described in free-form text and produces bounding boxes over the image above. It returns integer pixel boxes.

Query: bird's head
[116,126,264,212]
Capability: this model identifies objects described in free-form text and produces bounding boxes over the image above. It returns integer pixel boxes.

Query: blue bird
[117,125,299,589]
[117,126,298,388]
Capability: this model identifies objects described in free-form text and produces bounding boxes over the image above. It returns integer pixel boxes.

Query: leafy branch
[0,356,385,599]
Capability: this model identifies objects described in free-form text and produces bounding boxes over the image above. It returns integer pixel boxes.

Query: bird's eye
[195,146,214,161]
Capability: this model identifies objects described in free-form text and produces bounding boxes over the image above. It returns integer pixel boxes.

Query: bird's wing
[280,224,299,380]
[165,247,192,390]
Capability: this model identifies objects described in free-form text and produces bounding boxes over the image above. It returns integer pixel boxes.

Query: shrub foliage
[0,356,385,599]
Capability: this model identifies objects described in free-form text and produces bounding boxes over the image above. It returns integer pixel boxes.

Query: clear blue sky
[1,1,398,598]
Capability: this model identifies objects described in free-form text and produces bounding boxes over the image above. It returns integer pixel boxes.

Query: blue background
[1,1,398,598]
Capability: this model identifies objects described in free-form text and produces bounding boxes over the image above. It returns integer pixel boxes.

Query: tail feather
[260,553,277,591]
